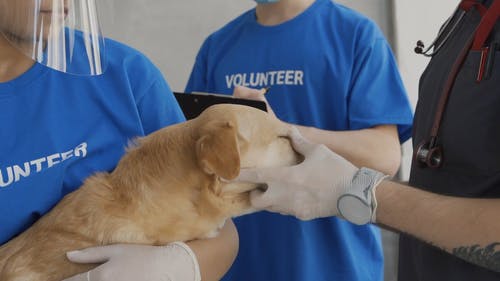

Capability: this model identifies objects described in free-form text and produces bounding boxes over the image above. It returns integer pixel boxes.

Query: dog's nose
[256,183,268,192]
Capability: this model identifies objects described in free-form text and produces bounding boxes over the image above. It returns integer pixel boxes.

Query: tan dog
[0,104,301,281]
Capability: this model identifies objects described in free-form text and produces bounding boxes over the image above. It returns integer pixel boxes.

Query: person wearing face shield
[0,1,238,281]
[185,0,413,280]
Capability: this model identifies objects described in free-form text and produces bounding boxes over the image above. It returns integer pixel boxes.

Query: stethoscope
[414,8,467,57]
[412,1,483,168]
[412,0,500,168]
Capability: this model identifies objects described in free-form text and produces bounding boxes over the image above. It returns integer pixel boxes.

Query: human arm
[62,220,239,281]
[236,128,500,272]
[376,181,500,272]
[186,219,239,281]
[295,124,400,176]
[232,86,402,176]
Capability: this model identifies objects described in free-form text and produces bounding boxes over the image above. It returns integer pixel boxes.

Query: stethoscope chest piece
[415,139,443,168]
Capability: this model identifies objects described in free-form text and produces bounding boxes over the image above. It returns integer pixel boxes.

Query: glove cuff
[370,172,389,223]
[337,168,388,225]
[168,242,201,281]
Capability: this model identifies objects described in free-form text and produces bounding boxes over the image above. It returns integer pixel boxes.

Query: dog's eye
[277,135,290,142]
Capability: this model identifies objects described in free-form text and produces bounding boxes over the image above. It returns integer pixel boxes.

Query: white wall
[100,1,254,92]
[101,0,390,91]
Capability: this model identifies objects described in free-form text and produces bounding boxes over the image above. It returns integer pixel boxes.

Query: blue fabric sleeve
[124,50,186,134]
[137,78,186,135]
[185,38,210,93]
[348,29,413,143]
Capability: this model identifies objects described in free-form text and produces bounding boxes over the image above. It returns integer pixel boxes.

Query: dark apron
[399,0,500,280]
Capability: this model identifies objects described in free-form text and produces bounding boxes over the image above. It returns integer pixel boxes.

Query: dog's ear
[196,121,241,180]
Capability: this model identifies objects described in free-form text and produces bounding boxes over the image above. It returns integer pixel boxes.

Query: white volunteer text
[0,142,88,188]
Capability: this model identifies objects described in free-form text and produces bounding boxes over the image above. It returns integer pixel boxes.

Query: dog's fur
[0,104,301,281]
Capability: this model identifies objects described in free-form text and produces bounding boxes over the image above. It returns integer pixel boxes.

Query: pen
[263,86,271,95]
[484,42,497,80]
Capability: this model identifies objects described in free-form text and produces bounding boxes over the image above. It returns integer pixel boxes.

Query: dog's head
[194,104,300,187]
[185,104,302,221]
[112,104,301,241]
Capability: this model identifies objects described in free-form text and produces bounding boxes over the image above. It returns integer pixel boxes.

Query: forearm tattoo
[452,243,500,272]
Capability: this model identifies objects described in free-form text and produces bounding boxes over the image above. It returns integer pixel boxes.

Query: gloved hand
[235,127,386,222]
[62,242,201,281]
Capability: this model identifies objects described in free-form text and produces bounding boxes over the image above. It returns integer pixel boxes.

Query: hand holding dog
[232,85,276,117]
[236,127,359,220]
[62,242,200,281]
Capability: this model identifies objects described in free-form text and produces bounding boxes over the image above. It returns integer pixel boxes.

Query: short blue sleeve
[137,78,186,135]
[348,29,413,143]
[185,38,210,93]
[123,50,186,134]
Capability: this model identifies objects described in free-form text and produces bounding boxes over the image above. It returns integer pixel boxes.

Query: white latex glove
[62,242,201,281]
[236,127,380,221]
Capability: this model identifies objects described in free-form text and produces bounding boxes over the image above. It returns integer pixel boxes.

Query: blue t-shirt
[186,1,413,280]
[0,38,185,245]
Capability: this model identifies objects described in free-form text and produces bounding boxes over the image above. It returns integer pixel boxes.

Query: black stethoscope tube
[415,0,500,169]
[414,2,485,169]
[415,28,477,169]
[414,9,467,57]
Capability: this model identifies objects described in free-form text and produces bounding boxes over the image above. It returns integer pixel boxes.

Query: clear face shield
[0,0,106,75]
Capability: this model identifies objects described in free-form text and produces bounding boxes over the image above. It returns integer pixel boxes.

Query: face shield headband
[0,0,106,76]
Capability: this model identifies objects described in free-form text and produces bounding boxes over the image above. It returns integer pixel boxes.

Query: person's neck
[0,33,35,83]
[255,0,315,26]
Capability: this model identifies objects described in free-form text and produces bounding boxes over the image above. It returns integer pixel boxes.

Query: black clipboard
[174,92,267,120]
